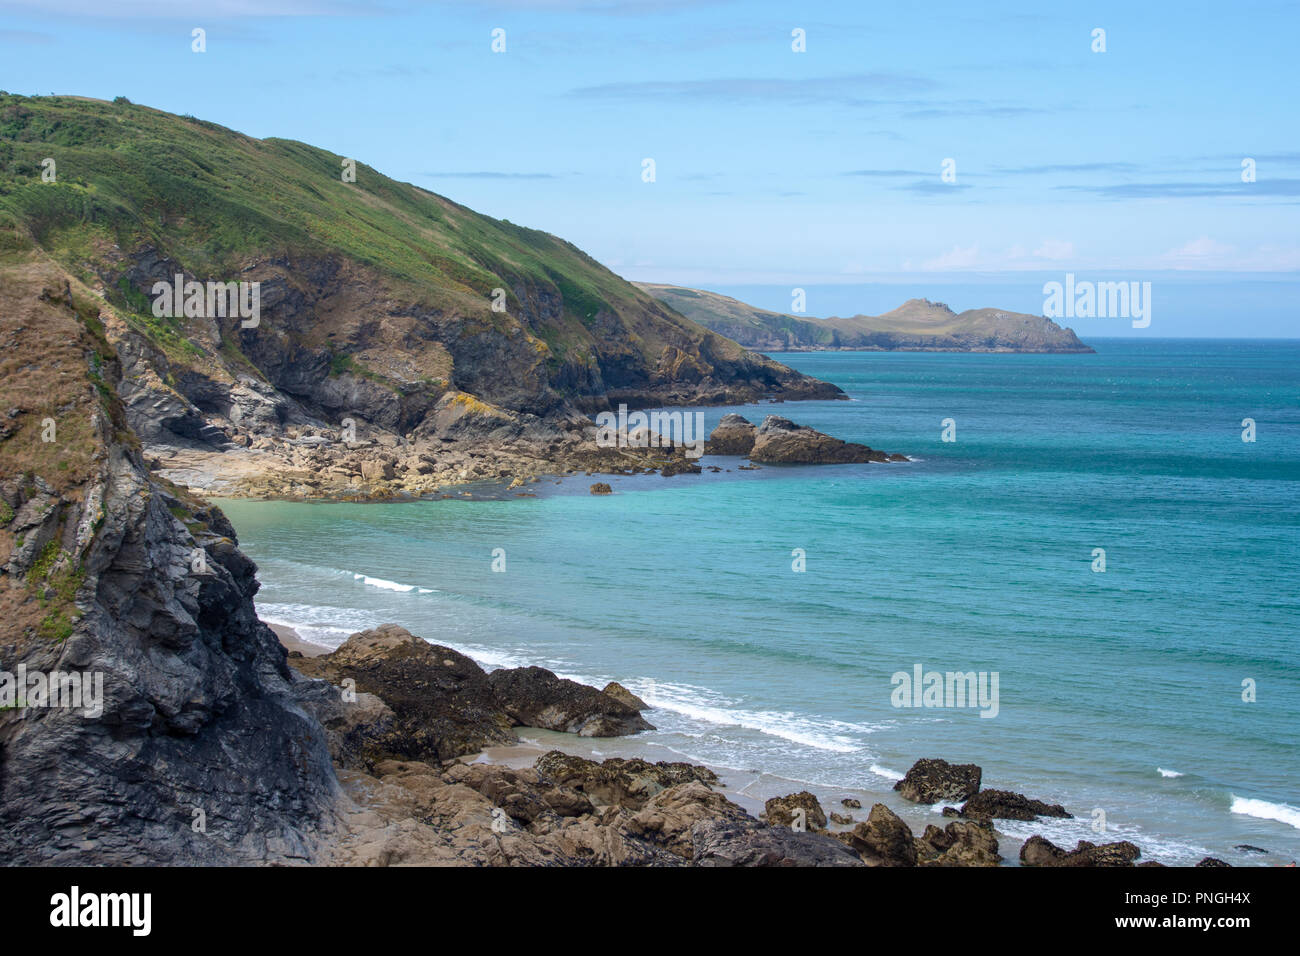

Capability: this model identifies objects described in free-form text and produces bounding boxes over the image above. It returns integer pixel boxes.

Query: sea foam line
[1230,796,1300,831]
[353,573,435,594]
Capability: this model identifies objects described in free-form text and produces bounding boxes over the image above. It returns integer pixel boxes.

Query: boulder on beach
[841,797,862,809]
[289,623,516,765]
[488,666,655,737]
[894,758,983,804]
[916,820,1002,867]
[290,624,655,768]
[535,750,719,810]
[1020,835,1142,867]
[692,818,864,867]
[838,803,918,866]
[764,791,828,832]
[960,788,1072,822]
[748,415,907,464]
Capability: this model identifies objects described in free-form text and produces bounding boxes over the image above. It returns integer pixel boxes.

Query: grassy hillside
[638,284,1094,353]
[0,94,825,424]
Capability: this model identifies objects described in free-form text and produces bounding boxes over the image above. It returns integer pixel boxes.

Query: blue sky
[2,0,1297,335]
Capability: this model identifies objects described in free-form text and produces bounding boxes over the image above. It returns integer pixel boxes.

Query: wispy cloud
[569,72,938,107]
[995,161,1141,175]
[1059,180,1300,199]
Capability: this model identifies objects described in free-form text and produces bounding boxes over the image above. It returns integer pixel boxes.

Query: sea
[216,339,1300,866]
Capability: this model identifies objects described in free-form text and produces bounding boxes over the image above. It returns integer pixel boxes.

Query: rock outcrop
[0,265,340,865]
[290,626,653,768]
[488,666,654,737]
[916,820,1002,867]
[961,788,1072,822]
[1020,835,1142,867]
[703,413,758,455]
[894,758,983,804]
[749,416,907,464]
[764,791,829,832]
[838,803,919,866]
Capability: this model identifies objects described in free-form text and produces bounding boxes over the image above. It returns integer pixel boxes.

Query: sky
[2,0,1297,336]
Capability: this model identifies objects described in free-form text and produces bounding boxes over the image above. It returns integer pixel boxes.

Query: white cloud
[918,244,981,271]
[1032,239,1075,260]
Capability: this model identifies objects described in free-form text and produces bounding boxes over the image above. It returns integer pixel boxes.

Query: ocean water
[217,339,1300,865]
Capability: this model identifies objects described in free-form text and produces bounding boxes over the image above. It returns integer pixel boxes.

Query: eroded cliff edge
[0,260,340,864]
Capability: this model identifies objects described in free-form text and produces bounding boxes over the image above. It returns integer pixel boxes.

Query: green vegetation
[0,93,668,375]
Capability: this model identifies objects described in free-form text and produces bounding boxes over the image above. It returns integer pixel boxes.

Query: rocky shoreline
[277,624,1232,867]
[147,410,908,501]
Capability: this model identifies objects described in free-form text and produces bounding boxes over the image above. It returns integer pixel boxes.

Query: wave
[1157,767,1184,778]
[870,764,905,782]
[1230,796,1300,831]
[616,679,874,754]
[353,573,435,594]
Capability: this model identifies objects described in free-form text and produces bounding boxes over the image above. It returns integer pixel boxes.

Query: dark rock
[692,818,864,867]
[841,797,862,809]
[829,812,854,826]
[488,666,654,736]
[1020,835,1142,867]
[589,482,612,494]
[1196,857,1232,867]
[961,788,1072,821]
[894,758,982,804]
[290,624,515,764]
[1235,844,1268,854]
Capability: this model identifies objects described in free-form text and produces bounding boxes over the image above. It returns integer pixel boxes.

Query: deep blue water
[218,339,1300,865]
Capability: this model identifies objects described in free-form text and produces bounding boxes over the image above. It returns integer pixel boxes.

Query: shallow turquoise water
[218,339,1300,865]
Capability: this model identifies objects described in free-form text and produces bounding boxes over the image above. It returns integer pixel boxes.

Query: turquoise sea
[219,339,1300,865]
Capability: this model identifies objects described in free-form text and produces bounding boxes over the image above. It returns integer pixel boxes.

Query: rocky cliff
[0,94,841,499]
[0,260,340,864]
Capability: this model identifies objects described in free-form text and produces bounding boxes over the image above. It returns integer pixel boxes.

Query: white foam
[1157,767,1184,778]
[870,764,905,782]
[620,680,871,753]
[353,573,434,594]
[1230,796,1300,831]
